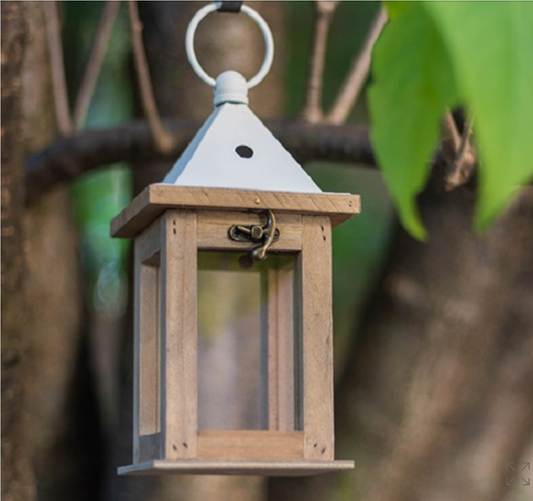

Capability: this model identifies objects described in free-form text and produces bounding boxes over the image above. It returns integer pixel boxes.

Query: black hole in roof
[236,145,254,158]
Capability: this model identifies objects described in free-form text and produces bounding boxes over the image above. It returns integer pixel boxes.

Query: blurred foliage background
[64,2,132,321]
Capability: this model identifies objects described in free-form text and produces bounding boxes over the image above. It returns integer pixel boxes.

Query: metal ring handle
[185,2,274,89]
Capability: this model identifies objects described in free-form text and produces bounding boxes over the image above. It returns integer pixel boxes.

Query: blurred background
[2,2,532,501]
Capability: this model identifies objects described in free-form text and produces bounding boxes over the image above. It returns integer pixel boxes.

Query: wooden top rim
[111,184,361,238]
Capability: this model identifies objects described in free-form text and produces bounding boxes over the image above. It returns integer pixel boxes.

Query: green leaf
[368,3,459,239]
[383,1,407,20]
[423,2,533,230]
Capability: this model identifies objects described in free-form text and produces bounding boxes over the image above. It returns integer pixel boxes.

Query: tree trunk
[2,2,86,500]
[1,4,34,498]
[269,175,533,500]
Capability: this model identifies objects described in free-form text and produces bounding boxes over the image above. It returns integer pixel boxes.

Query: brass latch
[228,209,280,261]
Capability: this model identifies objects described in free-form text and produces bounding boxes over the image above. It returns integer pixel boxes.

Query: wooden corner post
[159,210,198,459]
[299,215,334,461]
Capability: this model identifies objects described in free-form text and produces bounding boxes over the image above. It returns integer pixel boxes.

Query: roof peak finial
[214,71,249,106]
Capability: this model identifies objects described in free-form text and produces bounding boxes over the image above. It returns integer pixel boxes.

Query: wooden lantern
[112,71,360,476]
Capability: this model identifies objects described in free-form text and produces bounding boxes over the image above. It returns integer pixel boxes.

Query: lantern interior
[197,252,301,432]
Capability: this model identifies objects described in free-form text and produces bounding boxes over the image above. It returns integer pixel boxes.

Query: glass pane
[139,261,160,435]
[197,252,299,431]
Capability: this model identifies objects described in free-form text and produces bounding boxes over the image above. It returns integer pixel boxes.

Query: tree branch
[25,119,375,204]
[73,1,121,130]
[43,1,73,135]
[325,6,387,124]
[441,110,476,190]
[127,0,173,153]
[440,110,461,161]
[301,1,341,123]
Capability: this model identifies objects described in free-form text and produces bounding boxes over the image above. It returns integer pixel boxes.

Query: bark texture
[2,3,86,500]
[1,3,34,498]
[270,177,533,501]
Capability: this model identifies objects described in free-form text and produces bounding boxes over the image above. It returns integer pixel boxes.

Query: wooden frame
[116,188,359,476]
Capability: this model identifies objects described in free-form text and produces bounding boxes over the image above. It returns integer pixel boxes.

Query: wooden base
[118,459,354,477]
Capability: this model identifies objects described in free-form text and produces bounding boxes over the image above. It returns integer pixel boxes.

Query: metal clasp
[228,209,280,261]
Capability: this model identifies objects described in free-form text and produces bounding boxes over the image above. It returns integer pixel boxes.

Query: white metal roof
[162,71,322,194]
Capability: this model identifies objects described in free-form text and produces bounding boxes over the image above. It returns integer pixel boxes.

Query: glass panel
[139,258,161,435]
[197,252,299,431]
